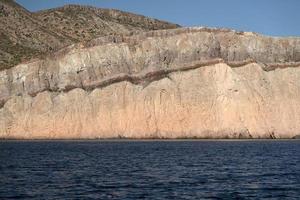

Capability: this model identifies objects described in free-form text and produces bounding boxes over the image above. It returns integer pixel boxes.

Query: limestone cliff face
[0,27,300,139]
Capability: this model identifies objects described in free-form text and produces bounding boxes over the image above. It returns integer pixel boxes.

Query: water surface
[0,140,299,199]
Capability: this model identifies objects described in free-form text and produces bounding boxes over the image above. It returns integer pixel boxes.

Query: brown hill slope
[0,0,74,69]
[0,0,180,70]
[34,5,180,42]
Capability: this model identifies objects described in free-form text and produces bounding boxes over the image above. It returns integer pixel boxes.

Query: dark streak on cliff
[1,59,299,110]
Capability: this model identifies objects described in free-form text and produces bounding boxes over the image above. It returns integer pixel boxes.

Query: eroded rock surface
[0,27,300,139]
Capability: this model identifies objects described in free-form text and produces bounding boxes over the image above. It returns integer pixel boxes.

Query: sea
[0,140,299,199]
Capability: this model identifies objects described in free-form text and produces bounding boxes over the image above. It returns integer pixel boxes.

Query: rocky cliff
[1,27,300,139]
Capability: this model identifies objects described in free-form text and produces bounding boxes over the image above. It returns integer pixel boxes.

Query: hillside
[0,0,74,69]
[35,5,180,42]
[0,0,180,70]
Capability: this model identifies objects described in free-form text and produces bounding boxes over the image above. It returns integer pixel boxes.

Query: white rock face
[0,27,300,139]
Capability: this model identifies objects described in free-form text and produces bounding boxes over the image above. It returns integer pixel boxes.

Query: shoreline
[1,138,299,142]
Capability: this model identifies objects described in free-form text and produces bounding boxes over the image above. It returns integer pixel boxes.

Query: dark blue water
[0,140,299,199]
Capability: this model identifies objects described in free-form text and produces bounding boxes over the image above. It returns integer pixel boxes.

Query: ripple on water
[0,140,299,199]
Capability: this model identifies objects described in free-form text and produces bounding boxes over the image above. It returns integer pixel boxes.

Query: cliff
[0,27,300,139]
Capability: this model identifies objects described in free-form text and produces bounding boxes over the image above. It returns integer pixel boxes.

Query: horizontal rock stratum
[1,27,300,139]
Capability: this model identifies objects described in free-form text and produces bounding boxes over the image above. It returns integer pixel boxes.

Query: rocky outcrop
[0,27,300,139]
